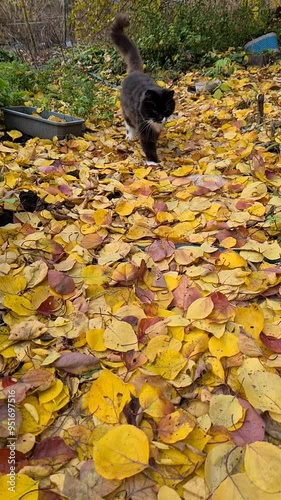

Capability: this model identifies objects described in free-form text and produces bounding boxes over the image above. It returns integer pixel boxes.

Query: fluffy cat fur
[111,14,175,165]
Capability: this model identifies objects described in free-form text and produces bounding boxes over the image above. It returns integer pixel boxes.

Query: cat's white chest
[151,121,164,133]
[150,118,167,134]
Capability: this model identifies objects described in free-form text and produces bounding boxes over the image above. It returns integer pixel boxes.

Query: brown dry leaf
[9,319,47,340]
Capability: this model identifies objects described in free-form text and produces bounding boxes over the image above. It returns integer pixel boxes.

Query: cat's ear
[163,89,174,100]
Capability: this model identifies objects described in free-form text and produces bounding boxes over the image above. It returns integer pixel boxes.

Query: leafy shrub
[0,48,17,62]
[0,56,118,121]
[132,0,273,71]
[0,61,32,108]
[69,0,276,72]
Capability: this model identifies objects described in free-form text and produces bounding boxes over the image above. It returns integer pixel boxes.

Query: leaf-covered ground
[1,62,281,499]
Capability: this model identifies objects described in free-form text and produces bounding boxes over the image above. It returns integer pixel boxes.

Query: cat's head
[140,89,175,123]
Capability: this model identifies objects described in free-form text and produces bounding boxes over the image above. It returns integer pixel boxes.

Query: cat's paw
[126,131,136,141]
[146,161,158,166]
[125,122,137,141]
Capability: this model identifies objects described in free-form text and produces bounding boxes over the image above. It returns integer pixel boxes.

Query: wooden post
[257,94,264,125]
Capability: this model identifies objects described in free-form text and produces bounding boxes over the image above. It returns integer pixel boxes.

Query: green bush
[130,0,273,71]
[0,56,118,121]
[0,61,32,108]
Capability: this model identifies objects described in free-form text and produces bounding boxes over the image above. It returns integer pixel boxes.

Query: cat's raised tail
[110,14,143,73]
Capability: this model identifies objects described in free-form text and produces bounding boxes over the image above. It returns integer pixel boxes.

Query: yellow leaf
[204,443,244,492]
[173,166,194,176]
[0,474,38,499]
[183,476,210,500]
[7,129,23,141]
[146,335,181,362]
[220,236,237,248]
[38,379,64,404]
[209,332,239,359]
[245,442,281,493]
[146,350,187,380]
[186,297,214,320]
[263,241,281,261]
[23,403,39,423]
[93,424,149,479]
[209,395,243,428]
[158,409,196,443]
[182,331,209,359]
[202,356,225,383]
[3,294,35,316]
[103,318,138,352]
[241,181,267,199]
[222,126,237,139]
[139,383,174,420]
[247,202,266,217]
[156,80,166,88]
[94,208,112,226]
[156,211,174,223]
[86,328,106,351]
[19,396,53,435]
[219,250,247,268]
[213,473,281,500]
[43,385,70,412]
[134,167,152,178]
[235,303,264,340]
[88,369,135,423]
[158,485,181,500]
[81,265,109,286]
[0,274,27,294]
[115,200,135,216]
[238,359,281,414]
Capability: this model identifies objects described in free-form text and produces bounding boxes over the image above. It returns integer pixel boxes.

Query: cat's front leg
[140,135,159,166]
[125,120,137,141]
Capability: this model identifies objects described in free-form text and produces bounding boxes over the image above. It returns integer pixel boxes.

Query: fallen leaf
[88,369,135,423]
[93,425,149,479]
[245,442,281,493]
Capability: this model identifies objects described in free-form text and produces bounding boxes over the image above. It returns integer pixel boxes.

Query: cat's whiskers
[139,120,152,139]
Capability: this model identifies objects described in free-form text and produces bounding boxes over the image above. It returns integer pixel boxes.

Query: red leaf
[31,437,77,465]
[230,398,265,446]
[153,201,168,213]
[38,492,62,500]
[3,381,30,403]
[236,200,253,210]
[138,317,162,341]
[2,376,17,389]
[260,332,281,353]
[172,277,201,310]
[51,242,66,262]
[37,296,60,316]
[146,240,175,262]
[48,270,75,295]
[209,291,235,321]
[121,350,147,371]
[135,286,155,304]
[58,184,72,196]
[0,449,28,474]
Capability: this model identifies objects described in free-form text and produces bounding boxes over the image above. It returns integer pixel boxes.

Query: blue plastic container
[244,32,279,53]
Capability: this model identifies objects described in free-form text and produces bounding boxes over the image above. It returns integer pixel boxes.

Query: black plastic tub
[3,106,85,140]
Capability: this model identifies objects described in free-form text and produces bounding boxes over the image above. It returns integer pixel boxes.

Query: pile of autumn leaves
[0,62,281,499]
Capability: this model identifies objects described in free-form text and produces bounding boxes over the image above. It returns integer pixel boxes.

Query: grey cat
[111,14,175,165]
